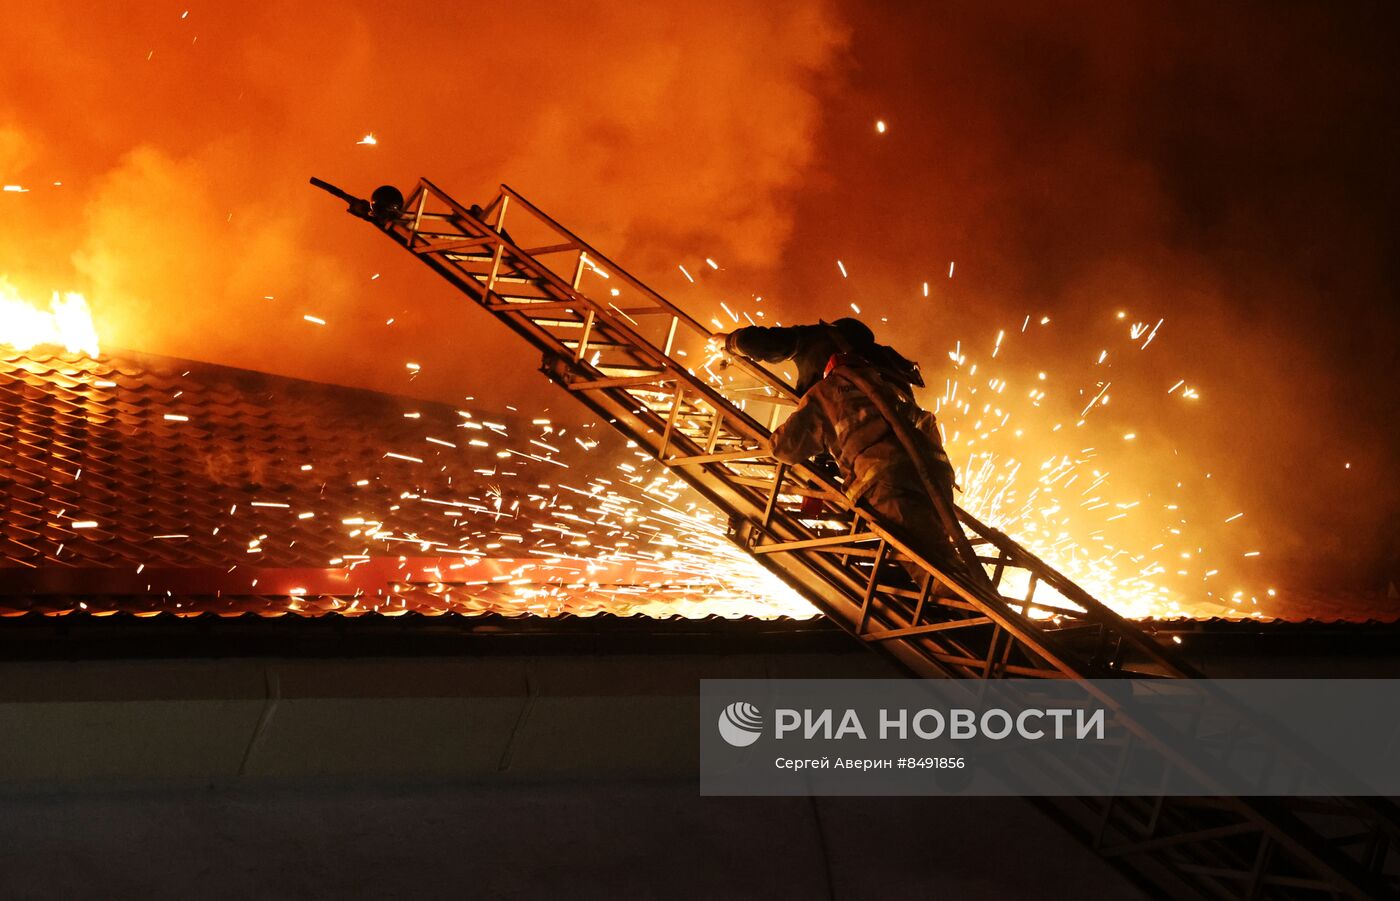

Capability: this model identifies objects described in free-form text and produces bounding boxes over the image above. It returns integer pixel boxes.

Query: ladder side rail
[539,309,1399,899]
[534,365,970,675]
[388,195,880,581]
[497,181,813,407]
[1003,727,1396,898]
[807,509,1113,677]
[958,511,1203,679]
[401,180,1197,682]
[533,361,912,617]
[382,186,1391,788]
[386,182,1212,686]
[961,720,1355,898]
[372,190,1148,696]
[401,185,799,454]
[400,187,1101,643]
[531,359,1036,681]
[1038,730,1398,897]
[392,208,705,400]
[335,178,1399,900]
[1030,796,1224,901]
[498,183,750,363]
[426,179,741,388]
[380,229,666,397]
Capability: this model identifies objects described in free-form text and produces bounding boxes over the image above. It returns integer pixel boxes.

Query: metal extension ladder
[315,177,1399,900]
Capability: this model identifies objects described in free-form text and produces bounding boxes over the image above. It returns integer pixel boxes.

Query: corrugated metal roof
[4,349,1393,627]
[3,350,490,568]
[1,349,816,620]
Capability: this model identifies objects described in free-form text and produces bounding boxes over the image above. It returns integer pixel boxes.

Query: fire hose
[822,364,998,598]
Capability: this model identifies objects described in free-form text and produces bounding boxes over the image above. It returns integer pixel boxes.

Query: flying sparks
[672,270,1268,620]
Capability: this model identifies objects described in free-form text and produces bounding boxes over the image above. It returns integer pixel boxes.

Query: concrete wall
[0,653,880,790]
[0,652,1148,900]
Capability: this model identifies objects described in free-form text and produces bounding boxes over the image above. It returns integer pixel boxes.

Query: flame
[0,278,100,356]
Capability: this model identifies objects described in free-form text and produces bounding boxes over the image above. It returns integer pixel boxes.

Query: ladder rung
[750,532,881,554]
[416,237,495,256]
[568,373,676,391]
[487,302,583,315]
[337,176,1400,901]
[462,271,546,286]
[663,449,768,467]
[593,366,668,378]
[485,284,560,298]
[862,616,993,642]
[562,340,632,351]
[730,476,839,500]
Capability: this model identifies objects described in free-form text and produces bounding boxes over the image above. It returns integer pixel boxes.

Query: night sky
[1,1,1395,602]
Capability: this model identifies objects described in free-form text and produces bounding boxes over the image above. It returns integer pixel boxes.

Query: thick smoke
[0,2,846,399]
[1,2,1394,599]
[755,0,1399,597]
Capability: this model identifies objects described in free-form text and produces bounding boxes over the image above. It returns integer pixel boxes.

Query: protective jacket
[732,321,966,577]
[771,364,954,507]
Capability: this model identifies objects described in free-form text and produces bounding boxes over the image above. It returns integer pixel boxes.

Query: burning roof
[2,347,1391,624]
[0,349,814,619]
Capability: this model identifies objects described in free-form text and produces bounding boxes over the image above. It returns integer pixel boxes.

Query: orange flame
[0,278,99,356]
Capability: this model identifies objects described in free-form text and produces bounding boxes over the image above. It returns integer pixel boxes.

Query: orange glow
[0,2,1388,615]
[0,279,99,356]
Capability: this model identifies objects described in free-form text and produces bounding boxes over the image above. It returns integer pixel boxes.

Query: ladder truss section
[373,178,1187,681]
[321,177,1399,899]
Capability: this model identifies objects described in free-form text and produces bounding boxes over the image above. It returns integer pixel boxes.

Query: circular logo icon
[717,701,764,748]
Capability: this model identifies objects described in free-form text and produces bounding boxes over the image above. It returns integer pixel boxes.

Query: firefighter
[722,318,976,582]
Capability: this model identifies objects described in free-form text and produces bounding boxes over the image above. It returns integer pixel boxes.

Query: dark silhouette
[724,319,977,582]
